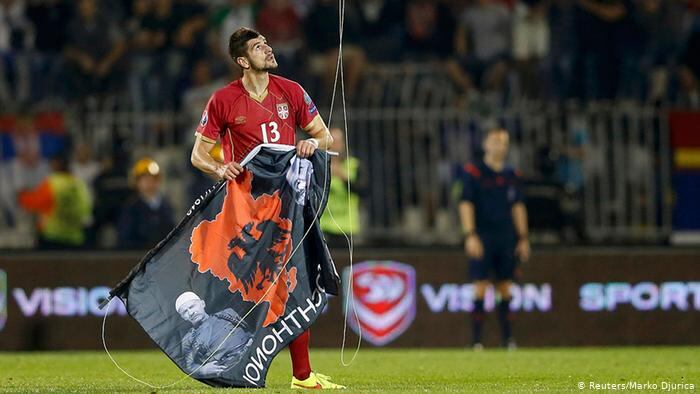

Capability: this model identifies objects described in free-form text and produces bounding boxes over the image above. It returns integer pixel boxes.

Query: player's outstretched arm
[191,134,242,181]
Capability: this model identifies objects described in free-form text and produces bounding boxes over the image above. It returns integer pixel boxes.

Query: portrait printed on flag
[175,291,254,378]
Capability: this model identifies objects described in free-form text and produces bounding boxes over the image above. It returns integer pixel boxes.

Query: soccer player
[457,128,530,350]
[189,27,343,389]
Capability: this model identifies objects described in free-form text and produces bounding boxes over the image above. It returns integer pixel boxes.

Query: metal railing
[0,64,674,247]
[338,101,673,245]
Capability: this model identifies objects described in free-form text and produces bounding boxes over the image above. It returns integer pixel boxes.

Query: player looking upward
[190,27,344,389]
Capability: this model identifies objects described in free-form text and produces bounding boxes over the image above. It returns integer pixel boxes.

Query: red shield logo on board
[276,103,289,120]
[343,261,416,346]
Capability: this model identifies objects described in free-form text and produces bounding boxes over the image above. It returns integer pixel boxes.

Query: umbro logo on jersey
[277,103,289,120]
[235,116,247,125]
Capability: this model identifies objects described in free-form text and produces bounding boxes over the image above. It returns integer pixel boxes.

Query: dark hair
[228,27,261,64]
[484,127,508,139]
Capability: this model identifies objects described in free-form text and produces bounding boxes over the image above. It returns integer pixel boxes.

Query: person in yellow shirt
[320,128,363,247]
[18,153,92,249]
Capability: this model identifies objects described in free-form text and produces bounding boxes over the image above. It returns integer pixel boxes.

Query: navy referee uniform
[460,161,523,281]
[458,159,527,349]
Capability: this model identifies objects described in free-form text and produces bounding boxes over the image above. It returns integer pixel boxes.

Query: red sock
[289,329,311,380]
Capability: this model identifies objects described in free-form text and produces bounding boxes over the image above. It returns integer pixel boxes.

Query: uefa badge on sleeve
[342,261,416,346]
[276,103,289,120]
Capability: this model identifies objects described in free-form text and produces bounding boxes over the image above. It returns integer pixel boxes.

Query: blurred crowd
[1,115,364,249]
[0,104,177,249]
[1,0,700,110]
[0,0,694,249]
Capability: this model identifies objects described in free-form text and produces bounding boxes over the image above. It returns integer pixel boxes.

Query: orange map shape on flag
[189,171,297,327]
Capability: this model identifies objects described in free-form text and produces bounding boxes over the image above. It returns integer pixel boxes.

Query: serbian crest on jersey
[276,103,290,120]
[342,261,416,346]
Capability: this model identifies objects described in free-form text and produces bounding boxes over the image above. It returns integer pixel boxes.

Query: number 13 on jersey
[260,121,280,143]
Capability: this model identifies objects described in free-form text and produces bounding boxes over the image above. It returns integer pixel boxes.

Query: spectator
[142,0,209,110]
[117,157,175,249]
[70,142,100,201]
[8,110,49,193]
[455,0,512,94]
[556,124,588,241]
[320,128,365,247]
[209,0,256,75]
[142,0,177,54]
[678,27,700,106]
[404,0,456,60]
[182,60,226,132]
[0,0,34,107]
[616,0,654,100]
[18,153,92,249]
[138,0,181,109]
[0,111,47,230]
[512,0,550,98]
[126,0,158,109]
[90,143,131,247]
[545,0,576,99]
[305,0,366,102]
[64,0,127,103]
[633,0,688,103]
[26,0,71,103]
[256,0,302,77]
[170,0,208,73]
[290,0,313,18]
[572,0,627,100]
[99,0,128,24]
[355,0,404,62]
[402,0,473,101]
[125,0,153,44]
[524,146,566,239]
[401,0,474,102]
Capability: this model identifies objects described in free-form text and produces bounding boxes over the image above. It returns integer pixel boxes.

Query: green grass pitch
[0,347,697,393]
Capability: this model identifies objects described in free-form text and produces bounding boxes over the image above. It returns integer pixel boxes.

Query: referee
[457,127,530,350]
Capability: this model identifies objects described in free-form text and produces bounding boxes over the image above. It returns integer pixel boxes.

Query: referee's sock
[497,299,513,344]
[471,299,485,345]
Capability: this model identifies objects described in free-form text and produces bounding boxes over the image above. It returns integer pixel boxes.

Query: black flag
[109,145,340,388]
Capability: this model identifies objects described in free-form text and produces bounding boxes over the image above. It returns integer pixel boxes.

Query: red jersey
[195,74,319,163]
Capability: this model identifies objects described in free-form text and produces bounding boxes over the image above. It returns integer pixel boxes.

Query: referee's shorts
[468,234,517,282]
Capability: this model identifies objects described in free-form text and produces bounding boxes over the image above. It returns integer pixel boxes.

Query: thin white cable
[321,0,362,366]
[338,28,362,369]
[102,298,161,389]
[328,54,362,367]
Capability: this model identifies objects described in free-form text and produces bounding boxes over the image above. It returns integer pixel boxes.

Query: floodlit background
[0,0,699,390]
